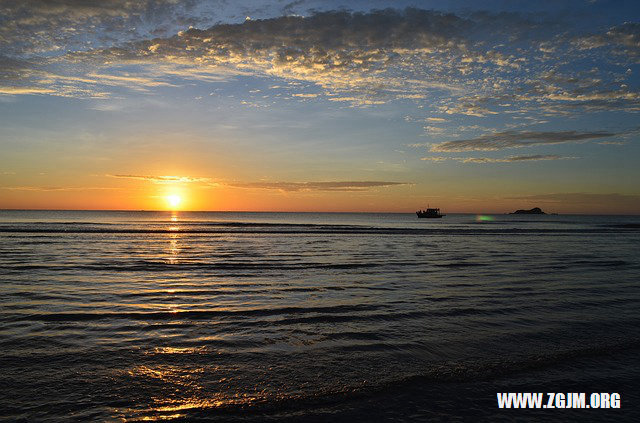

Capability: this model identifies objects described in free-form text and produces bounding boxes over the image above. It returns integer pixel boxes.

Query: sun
[166,194,182,210]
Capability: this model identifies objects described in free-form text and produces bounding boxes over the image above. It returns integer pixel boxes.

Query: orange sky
[2,178,639,214]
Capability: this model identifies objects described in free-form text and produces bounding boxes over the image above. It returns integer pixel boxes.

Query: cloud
[460,154,574,163]
[83,72,177,89]
[0,86,57,95]
[0,186,117,191]
[0,9,530,103]
[0,0,208,56]
[597,140,627,145]
[226,181,408,192]
[2,6,639,123]
[423,125,446,134]
[573,22,640,61]
[105,175,406,191]
[421,154,574,163]
[108,174,211,184]
[430,130,618,152]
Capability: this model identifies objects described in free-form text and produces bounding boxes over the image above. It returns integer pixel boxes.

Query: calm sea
[1,211,639,421]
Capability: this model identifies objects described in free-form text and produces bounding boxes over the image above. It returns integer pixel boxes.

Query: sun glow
[166,194,182,210]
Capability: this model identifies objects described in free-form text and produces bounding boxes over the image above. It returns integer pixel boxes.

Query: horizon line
[1,208,638,216]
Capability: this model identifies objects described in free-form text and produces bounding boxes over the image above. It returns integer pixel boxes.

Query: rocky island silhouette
[511,207,546,215]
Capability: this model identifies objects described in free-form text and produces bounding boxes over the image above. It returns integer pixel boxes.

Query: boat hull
[416,213,445,218]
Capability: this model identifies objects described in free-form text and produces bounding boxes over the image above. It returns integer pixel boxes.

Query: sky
[1,0,639,213]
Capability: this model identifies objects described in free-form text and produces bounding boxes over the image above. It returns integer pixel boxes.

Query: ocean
[1,210,639,421]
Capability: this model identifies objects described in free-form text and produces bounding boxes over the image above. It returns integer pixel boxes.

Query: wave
[7,303,382,322]
[605,223,640,229]
[6,258,627,274]
[290,337,635,391]
[1,225,638,235]
[106,337,640,421]
[6,302,541,324]
[2,260,382,272]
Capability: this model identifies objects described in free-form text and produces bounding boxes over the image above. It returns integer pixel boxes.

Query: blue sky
[1,0,639,212]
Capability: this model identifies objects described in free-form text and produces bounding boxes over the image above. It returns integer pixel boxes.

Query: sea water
[1,211,639,421]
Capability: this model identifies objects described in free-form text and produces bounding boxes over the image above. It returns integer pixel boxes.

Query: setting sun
[166,195,182,209]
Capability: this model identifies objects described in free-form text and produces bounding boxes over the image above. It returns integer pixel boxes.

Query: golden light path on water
[118,359,290,421]
[114,213,257,421]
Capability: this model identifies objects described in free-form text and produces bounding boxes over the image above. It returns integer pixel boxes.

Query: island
[511,207,546,215]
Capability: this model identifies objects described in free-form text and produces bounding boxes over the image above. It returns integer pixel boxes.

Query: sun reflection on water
[167,233,180,264]
[147,346,207,355]
[118,363,273,421]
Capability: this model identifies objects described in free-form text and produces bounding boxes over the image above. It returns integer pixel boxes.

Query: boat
[416,207,445,218]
